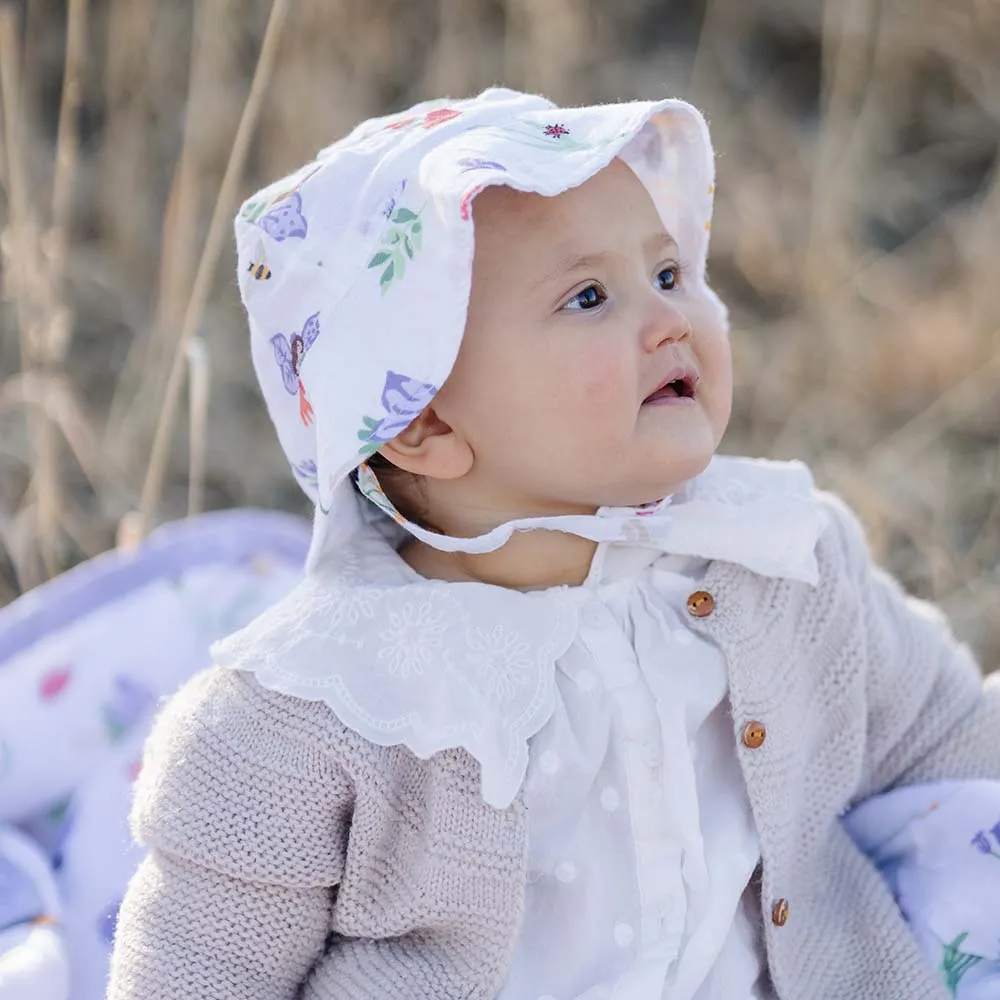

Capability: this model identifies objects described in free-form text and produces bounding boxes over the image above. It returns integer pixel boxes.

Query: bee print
[243,240,272,297]
[247,252,272,282]
[271,312,322,425]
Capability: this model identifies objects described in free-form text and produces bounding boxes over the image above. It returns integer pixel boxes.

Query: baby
[108,88,1000,999]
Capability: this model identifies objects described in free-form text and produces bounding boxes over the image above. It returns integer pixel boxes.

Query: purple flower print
[972,831,993,855]
[293,459,318,485]
[258,191,308,241]
[372,371,438,443]
[382,178,408,219]
[971,826,1000,860]
[357,371,438,456]
[457,157,508,173]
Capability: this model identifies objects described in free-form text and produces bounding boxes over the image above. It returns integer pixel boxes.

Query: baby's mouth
[643,369,699,404]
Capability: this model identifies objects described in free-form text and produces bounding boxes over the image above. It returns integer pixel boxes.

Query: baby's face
[432,158,732,515]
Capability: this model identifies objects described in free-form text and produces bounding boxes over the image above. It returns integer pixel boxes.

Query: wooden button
[772,898,789,927]
[686,590,715,618]
[741,721,767,749]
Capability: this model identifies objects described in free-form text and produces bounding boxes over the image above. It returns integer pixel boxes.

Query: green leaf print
[371,202,425,293]
[240,199,265,223]
[380,260,395,291]
[941,933,982,996]
[358,420,380,455]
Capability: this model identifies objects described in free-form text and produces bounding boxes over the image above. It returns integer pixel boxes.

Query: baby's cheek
[580,347,630,406]
[570,351,633,440]
[705,335,734,430]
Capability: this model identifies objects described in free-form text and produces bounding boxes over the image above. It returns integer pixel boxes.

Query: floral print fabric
[0,510,309,1000]
[844,780,1000,998]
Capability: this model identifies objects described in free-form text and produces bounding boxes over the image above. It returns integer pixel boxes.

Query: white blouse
[213,456,829,1000]
[499,544,766,1000]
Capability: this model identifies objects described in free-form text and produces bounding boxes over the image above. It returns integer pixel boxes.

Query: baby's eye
[657,265,680,291]
[564,284,607,311]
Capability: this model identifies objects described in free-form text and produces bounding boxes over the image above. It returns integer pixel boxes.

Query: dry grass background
[0,0,998,666]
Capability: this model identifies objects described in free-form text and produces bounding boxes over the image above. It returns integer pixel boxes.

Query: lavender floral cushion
[845,780,1000,998]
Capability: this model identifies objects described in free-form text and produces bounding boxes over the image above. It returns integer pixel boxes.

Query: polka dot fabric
[497,550,766,999]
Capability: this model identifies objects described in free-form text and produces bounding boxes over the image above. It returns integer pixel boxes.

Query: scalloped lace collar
[212,456,828,808]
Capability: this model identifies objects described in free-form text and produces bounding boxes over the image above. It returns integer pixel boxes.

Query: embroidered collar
[212,456,828,809]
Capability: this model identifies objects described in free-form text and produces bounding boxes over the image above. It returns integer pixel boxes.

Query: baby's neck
[400,529,598,591]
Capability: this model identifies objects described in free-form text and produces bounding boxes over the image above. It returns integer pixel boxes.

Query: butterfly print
[258,191,308,241]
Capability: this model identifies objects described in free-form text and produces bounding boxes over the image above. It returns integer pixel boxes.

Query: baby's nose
[642,299,692,351]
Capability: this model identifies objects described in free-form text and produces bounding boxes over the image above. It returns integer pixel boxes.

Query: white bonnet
[234,87,720,568]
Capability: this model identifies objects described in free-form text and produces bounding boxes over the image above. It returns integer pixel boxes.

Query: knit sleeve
[107,667,354,1000]
[821,492,1000,796]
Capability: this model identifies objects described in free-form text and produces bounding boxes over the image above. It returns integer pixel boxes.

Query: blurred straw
[186,337,210,518]
[103,4,210,456]
[49,0,86,282]
[0,10,30,289]
[0,0,87,585]
[98,0,157,286]
[0,370,103,488]
[137,0,289,537]
[0,7,57,581]
[39,0,86,568]
[866,344,1000,473]
[803,0,880,305]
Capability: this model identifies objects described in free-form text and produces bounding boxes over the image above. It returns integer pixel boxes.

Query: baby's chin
[607,455,714,508]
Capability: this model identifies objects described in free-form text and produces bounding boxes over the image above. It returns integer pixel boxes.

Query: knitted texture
[108,493,1000,1000]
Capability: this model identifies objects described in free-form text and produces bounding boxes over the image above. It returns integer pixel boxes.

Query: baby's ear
[378,406,473,481]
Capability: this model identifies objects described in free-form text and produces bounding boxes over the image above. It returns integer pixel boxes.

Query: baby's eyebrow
[644,231,680,257]
[531,231,680,291]
[532,251,611,290]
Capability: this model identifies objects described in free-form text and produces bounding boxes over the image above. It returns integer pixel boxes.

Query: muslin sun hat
[234,87,724,569]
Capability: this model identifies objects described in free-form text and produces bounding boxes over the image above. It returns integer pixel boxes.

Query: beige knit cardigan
[108,494,1000,1000]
